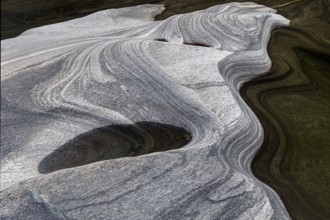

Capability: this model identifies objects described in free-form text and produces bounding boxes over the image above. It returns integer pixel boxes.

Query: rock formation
[1,3,290,219]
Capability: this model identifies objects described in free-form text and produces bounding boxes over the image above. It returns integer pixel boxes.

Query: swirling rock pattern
[1,3,290,219]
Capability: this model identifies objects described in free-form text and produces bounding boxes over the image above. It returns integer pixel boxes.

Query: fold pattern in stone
[1,3,290,219]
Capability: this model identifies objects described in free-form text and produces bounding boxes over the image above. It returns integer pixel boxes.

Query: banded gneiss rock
[1,3,290,219]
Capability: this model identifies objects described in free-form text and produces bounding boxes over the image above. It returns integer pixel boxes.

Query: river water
[1,0,329,219]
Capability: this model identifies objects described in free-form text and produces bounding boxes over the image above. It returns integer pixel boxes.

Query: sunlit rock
[1,3,290,219]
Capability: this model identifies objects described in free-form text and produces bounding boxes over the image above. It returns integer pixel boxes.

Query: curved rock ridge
[1,3,290,219]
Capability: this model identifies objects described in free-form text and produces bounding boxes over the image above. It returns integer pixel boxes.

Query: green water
[2,0,330,219]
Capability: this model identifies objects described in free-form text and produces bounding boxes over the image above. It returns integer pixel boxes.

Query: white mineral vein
[1,3,290,219]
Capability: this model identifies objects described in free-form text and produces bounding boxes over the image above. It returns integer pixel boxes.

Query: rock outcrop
[1,3,290,219]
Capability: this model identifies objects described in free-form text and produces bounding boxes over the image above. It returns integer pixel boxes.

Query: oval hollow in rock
[38,122,192,174]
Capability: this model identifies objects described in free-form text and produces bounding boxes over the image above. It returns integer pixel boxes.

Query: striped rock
[1,3,290,219]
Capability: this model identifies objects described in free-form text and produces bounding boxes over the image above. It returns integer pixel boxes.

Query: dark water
[242,1,330,219]
[2,0,329,219]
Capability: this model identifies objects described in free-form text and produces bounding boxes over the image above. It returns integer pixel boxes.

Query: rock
[1,3,290,219]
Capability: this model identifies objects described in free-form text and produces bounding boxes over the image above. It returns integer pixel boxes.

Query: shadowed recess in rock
[38,122,192,174]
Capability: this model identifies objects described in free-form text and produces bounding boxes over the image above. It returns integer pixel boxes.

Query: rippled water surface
[2,0,329,219]
[243,1,330,219]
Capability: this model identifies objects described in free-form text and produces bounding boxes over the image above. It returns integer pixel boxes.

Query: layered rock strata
[1,3,290,219]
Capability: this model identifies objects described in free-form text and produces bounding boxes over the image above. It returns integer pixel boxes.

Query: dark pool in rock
[241,1,330,219]
[2,0,329,219]
[38,122,192,174]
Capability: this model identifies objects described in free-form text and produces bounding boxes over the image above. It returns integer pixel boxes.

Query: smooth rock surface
[1,3,290,219]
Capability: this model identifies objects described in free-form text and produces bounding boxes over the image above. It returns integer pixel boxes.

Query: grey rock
[1,3,290,219]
